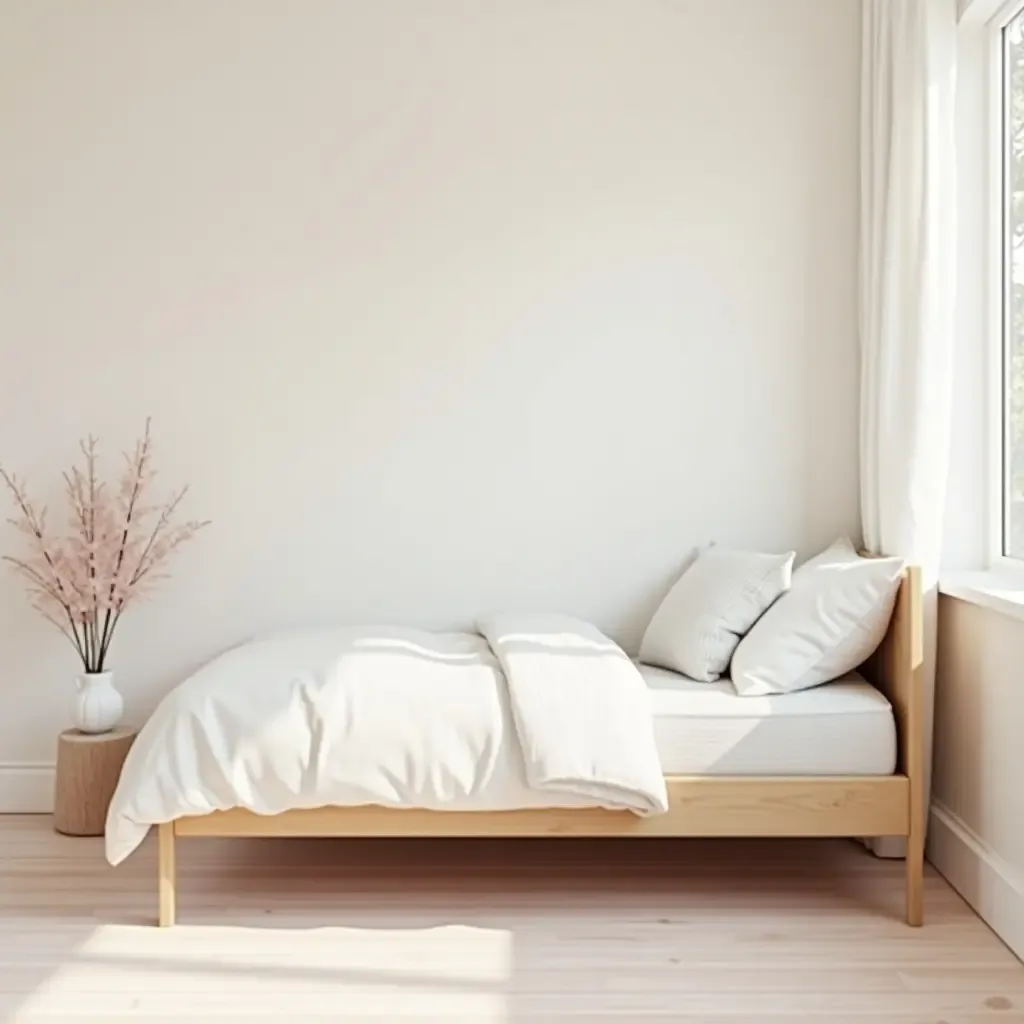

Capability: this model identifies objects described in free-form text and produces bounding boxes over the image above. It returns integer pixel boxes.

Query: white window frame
[986,0,1024,572]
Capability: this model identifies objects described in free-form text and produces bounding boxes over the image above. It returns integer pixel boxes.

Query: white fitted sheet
[642,666,897,776]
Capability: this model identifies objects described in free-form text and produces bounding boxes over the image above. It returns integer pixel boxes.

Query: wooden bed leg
[906,842,924,927]
[905,773,925,926]
[158,822,176,927]
[902,565,925,927]
[905,817,925,926]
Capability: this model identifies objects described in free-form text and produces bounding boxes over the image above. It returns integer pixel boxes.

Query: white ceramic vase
[73,672,123,734]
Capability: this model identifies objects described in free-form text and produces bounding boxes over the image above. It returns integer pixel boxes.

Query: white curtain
[860,0,957,857]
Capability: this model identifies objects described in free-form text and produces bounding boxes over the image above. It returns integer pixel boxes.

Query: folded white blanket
[478,614,668,815]
[105,619,667,865]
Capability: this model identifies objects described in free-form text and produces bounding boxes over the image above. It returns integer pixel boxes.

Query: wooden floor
[0,816,1021,1022]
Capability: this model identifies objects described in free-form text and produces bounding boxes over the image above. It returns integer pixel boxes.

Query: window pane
[1005,12,1024,557]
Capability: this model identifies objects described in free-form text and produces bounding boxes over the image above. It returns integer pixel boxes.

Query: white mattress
[641,666,897,776]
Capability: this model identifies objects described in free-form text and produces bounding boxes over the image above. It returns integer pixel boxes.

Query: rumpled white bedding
[105,617,668,864]
[479,615,667,814]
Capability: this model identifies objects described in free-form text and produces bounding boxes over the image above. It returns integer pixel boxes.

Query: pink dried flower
[0,420,209,672]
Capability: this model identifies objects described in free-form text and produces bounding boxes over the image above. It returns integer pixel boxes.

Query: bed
[109,566,923,929]
[642,666,897,776]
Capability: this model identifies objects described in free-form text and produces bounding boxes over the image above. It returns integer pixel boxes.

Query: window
[1002,7,1024,558]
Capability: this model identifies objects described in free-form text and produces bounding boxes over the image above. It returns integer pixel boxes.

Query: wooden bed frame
[156,566,925,928]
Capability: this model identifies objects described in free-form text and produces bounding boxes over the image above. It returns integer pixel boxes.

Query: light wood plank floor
[0,815,1021,1022]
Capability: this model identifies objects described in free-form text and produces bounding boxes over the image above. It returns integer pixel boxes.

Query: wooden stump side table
[53,727,137,836]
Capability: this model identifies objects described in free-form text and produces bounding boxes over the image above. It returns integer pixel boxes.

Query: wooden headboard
[859,565,924,781]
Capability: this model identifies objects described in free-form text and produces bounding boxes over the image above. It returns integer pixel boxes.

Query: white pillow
[639,547,794,682]
[730,538,904,696]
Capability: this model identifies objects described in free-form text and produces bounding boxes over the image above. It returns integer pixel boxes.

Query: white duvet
[105,616,668,864]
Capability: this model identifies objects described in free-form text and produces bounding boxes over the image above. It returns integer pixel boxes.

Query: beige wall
[931,596,1024,958]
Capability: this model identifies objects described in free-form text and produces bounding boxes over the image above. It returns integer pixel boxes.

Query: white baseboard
[929,800,1024,960]
[0,763,55,813]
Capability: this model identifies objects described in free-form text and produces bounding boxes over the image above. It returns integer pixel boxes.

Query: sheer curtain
[860,0,957,857]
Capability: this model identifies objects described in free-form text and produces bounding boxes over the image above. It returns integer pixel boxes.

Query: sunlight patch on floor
[13,924,512,1020]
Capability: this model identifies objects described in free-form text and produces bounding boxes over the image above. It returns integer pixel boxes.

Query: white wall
[959,0,1007,23]
[0,0,862,799]
[943,19,990,572]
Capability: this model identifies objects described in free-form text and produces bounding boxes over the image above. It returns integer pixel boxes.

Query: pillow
[730,538,904,696]
[638,547,795,682]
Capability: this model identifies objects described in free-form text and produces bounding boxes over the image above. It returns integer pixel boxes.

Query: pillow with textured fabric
[730,538,904,696]
[638,547,794,683]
